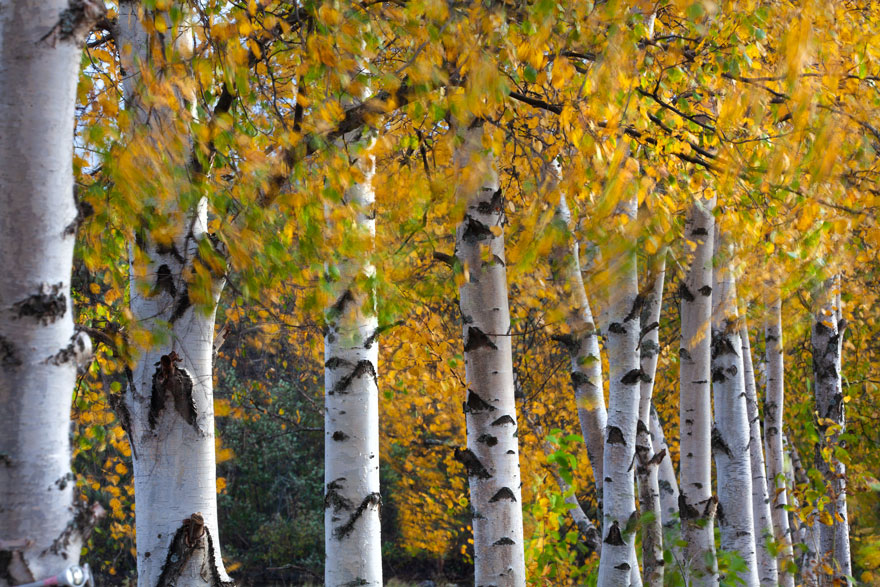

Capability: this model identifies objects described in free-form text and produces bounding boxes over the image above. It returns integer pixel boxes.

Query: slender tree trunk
[116,4,231,585]
[552,193,607,502]
[0,1,102,583]
[454,124,525,587]
[636,255,667,587]
[323,141,383,587]
[597,196,642,587]
[811,277,852,586]
[785,433,819,586]
[650,406,680,530]
[763,291,794,586]
[678,198,718,586]
[740,316,778,586]
[710,258,759,587]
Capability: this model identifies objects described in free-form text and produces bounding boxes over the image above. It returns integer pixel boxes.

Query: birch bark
[0,1,102,583]
[323,141,382,587]
[650,406,680,531]
[811,277,852,586]
[740,317,778,586]
[454,125,525,587]
[596,196,642,587]
[763,292,794,586]
[710,258,759,586]
[552,193,607,501]
[636,255,667,587]
[678,198,718,586]
[116,4,231,585]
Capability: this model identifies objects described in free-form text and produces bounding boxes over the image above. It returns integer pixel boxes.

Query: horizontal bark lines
[455,126,525,587]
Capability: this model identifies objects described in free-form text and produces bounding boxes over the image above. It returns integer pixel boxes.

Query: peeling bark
[811,277,852,586]
[677,198,718,586]
[0,0,104,583]
[739,316,778,586]
[455,125,525,587]
[710,257,759,587]
[762,291,793,586]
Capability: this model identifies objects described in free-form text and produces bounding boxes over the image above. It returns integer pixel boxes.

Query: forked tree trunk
[811,277,852,586]
[739,317,778,586]
[710,259,759,587]
[0,1,102,583]
[763,291,794,586]
[454,124,525,587]
[116,4,232,585]
[597,196,642,587]
[323,141,383,587]
[636,254,667,587]
[677,198,718,586]
[552,192,607,501]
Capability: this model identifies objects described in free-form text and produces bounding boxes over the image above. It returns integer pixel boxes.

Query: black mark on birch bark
[604,520,624,545]
[324,479,354,512]
[156,513,211,587]
[455,447,491,479]
[464,390,496,414]
[477,433,498,446]
[678,282,695,303]
[491,415,515,426]
[152,264,177,298]
[711,427,731,457]
[332,431,349,441]
[625,294,644,322]
[464,327,497,351]
[607,426,626,445]
[13,283,66,324]
[149,352,197,431]
[40,0,106,47]
[698,285,712,296]
[0,336,20,369]
[607,322,626,334]
[476,188,503,215]
[333,493,381,540]
[169,286,191,323]
[621,369,648,385]
[489,487,516,502]
[331,360,377,395]
[493,537,515,546]
[325,357,353,369]
[461,216,494,243]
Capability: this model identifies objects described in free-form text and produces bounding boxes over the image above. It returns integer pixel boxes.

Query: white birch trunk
[785,433,819,586]
[596,196,642,587]
[739,317,778,586]
[811,277,852,586]
[636,255,667,587]
[678,198,718,586]
[649,406,680,530]
[710,259,759,587]
[762,292,793,586]
[323,143,382,587]
[454,125,525,587]
[0,1,101,583]
[552,194,607,501]
[117,4,231,585]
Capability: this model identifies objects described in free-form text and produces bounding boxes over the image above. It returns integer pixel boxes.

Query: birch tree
[710,255,759,586]
[811,277,852,585]
[454,124,525,587]
[763,291,794,586]
[596,195,641,587]
[636,254,667,587]
[0,0,102,583]
[678,198,718,586]
[739,317,778,586]
[323,138,383,587]
[551,188,606,501]
[115,4,232,584]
